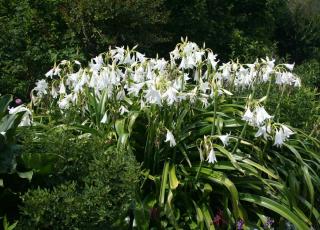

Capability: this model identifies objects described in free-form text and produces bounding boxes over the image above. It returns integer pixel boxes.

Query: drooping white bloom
[51,86,58,98]
[294,78,301,87]
[206,148,217,164]
[34,79,48,97]
[281,125,294,138]
[284,63,295,71]
[255,124,271,140]
[127,83,145,97]
[59,81,66,94]
[101,112,108,124]
[162,86,178,105]
[144,87,162,105]
[119,105,129,115]
[179,57,186,69]
[208,52,218,69]
[219,133,230,146]
[8,105,32,126]
[165,130,176,147]
[273,125,294,147]
[58,95,71,110]
[273,128,285,147]
[170,46,180,60]
[254,106,272,126]
[45,68,54,78]
[89,55,104,72]
[135,52,146,62]
[242,107,254,122]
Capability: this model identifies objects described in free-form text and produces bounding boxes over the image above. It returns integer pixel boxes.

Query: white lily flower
[165,130,176,147]
[254,106,272,126]
[219,133,231,146]
[100,112,108,124]
[255,124,271,139]
[34,79,48,97]
[119,105,129,115]
[45,68,54,78]
[144,87,162,105]
[59,81,66,94]
[170,46,180,60]
[242,107,254,122]
[179,57,186,69]
[8,105,32,126]
[58,95,71,110]
[273,128,285,147]
[162,86,178,105]
[208,52,218,69]
[206,148,217,164]
[284,63,295,71]
[294,78,301,87]
[273,125,294,147]
[281,125,294,138]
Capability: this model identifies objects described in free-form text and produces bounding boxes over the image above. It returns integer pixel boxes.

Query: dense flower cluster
[33,40,298,155]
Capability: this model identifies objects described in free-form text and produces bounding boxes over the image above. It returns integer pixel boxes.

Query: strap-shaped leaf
[240,193,310,230]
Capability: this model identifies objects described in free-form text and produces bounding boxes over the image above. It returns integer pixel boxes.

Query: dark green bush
[18,129,140,229]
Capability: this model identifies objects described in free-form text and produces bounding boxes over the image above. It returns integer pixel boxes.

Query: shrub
[18,130,140,229]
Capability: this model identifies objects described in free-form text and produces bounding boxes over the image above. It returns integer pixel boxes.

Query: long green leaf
[240,193,310,230]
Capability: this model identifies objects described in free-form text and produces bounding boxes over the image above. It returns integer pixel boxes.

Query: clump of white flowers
[32,39,300,154]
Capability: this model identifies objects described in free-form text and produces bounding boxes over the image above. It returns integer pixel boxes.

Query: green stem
[211,81,218,136]
[274,86,286,122]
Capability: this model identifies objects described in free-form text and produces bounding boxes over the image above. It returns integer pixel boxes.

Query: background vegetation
[0,0,319,100]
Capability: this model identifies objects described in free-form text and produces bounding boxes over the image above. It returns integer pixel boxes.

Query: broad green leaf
[240,193,310,230]
[191,167,242,219]
[169,164,179,190]
[201,204,215,230]
[0,95,12,116]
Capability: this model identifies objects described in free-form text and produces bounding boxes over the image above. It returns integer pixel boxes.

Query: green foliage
[0,95,32,183]
[30,41,320,228]
[295,59,320,89]
[1,0,318,100]
[18,130,140,229]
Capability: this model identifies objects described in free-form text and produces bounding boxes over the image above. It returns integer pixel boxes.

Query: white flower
[208,52,218,69]
[45,68,54,78]
[144,87,162,105]
[294,78,301,87]
[34,79,48,97]
[119,105,129,115]
[281,125,294,138]
[58,95,71,110]
[206,149,217,164]
[284,63,295,71]
[255,124,271,139]
[59,81,66,94]
[170,46,180,60]
[273,125,294,147]
[273,128,285,147]
[254,106,272,126]
[179,57,186,69]
[162,86,178,105]
[8,105,32,126]
[100,112,108,124]
[165,130,176,147]
[219,133,230,146]
[242,107,254,122]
